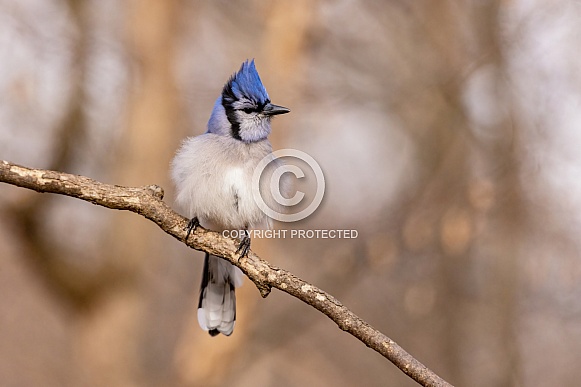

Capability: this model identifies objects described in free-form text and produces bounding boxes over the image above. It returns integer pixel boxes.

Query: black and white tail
[197,253,243,336]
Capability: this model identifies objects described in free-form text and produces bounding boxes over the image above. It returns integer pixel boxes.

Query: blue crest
[222,59,270,105]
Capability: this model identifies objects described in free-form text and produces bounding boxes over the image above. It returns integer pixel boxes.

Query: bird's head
[207,60,290,142]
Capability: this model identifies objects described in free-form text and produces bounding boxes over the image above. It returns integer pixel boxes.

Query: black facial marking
[221,76,270,142]
[224,104,242,140]
[221,79,242,140]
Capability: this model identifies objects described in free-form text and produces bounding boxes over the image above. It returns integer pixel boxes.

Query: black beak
[263,103,290,116]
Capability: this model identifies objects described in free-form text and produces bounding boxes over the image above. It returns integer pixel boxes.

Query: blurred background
[1,1,581,386]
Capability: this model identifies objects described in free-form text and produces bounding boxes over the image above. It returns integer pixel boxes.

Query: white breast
[171,134,274,231]
[223,167,246,196]
[222,166,265,228]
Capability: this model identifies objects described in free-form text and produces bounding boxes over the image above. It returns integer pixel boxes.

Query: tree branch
[0,160,453,387]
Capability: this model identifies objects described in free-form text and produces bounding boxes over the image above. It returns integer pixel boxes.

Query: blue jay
[171,60,290,336]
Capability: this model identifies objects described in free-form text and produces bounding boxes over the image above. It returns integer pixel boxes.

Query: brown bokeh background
[1,1,581,386]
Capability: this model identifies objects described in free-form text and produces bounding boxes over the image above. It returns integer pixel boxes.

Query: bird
[171,59,290,336]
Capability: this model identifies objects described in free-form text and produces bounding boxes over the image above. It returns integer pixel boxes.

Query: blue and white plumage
[171,60,290,336]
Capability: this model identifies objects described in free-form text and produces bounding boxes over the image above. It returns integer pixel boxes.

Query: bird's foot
[184,217,200,241]
[235,230,251,258]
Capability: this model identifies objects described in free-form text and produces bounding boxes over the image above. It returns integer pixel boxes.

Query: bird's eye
[241,107,256,114]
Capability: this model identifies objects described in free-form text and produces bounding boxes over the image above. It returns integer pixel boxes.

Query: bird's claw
[185,217,200,241]
[235,231,251,258]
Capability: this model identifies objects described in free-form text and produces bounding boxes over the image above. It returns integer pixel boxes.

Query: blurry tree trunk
[75,1,181,386]
[434,3,522,386]
[261,0,313,113]
[470,3,522,386]
[7,0,95,308]
[392,2,521,385]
